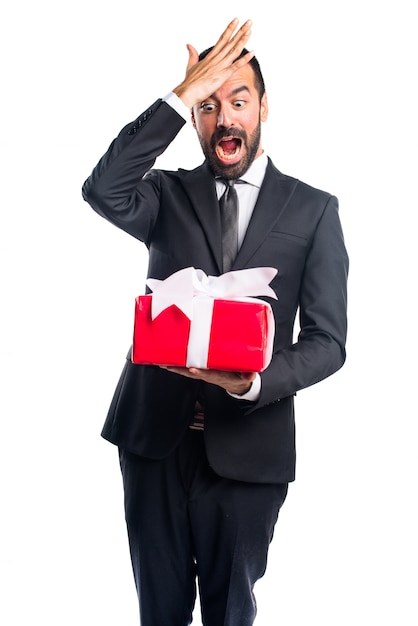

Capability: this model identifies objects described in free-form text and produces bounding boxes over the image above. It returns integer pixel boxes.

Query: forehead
[210,64,257,100]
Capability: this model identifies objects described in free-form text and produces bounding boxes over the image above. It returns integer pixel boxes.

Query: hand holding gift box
[132,267,278,372]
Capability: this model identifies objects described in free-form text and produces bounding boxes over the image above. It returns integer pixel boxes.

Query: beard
[197,122,262,180]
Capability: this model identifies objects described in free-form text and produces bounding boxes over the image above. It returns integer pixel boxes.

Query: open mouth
[215,137,243,162]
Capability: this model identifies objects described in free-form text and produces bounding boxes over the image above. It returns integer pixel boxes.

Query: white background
[3,1,417,624]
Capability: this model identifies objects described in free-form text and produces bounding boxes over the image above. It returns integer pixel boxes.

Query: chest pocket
[268,230,308,247]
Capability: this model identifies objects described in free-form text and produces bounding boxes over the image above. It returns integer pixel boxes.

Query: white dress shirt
[163,92,269,401]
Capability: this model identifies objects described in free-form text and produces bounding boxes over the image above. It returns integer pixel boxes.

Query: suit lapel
[234,159,299,269]
[180,162,223,273]
[180,159,299,274]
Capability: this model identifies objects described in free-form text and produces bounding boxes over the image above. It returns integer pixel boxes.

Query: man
[82,18,348,626]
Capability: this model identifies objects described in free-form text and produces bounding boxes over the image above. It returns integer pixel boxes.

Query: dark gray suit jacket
[82,99,349,484]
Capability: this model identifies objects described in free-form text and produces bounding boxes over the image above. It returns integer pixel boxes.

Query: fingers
[210,18,253,63]
[160,365,256,395]
[211,18,242,52]
[215,18,251,50]
[228,18,253,53]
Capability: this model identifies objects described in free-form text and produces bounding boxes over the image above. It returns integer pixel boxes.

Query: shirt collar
[221,152,268,188]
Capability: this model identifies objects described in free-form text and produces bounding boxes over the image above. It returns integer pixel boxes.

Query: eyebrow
[229,85,251,97]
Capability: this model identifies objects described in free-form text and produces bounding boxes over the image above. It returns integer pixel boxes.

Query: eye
[200,102,217,113]
[233,100,246,108]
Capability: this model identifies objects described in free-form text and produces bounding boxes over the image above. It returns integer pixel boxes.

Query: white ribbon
[146,267,278,368]
[146,267,278,320]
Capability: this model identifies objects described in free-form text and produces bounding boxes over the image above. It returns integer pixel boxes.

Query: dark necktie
[219,179,239,272]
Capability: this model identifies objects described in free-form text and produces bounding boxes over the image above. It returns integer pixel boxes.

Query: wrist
[163,92,191,120]
[172,85,195,109]
[227,373,261,401]
[229,381,252,396]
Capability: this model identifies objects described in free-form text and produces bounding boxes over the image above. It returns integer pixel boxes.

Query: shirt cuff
[228,373,261,402]
[163,92,190,121]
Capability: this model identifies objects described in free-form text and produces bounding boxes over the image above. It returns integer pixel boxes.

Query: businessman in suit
[82,18,348,626]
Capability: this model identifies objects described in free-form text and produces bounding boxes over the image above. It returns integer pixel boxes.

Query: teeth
[217,144,240,160]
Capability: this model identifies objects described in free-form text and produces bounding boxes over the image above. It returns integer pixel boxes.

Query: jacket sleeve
[81,99,186,243]
[250,194,349,411]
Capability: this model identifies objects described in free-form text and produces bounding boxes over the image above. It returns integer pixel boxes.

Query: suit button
[127,122,140,135]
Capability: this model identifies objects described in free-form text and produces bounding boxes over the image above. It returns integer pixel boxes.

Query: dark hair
[198,47,265,101]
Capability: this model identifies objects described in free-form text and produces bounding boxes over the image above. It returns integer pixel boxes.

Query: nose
[217,105,234,128]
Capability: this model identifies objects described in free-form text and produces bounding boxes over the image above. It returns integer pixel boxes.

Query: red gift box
[131,267,277,372]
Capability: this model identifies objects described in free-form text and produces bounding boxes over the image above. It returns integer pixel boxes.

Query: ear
[191,107,196,128]
[260,92,268,123]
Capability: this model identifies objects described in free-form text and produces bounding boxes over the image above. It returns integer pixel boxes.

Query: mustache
[210,128,247,147]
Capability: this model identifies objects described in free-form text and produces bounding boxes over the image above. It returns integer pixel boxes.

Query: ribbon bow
[146,267,278,320]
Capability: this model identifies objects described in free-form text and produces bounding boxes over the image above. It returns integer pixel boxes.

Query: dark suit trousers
[119,429,288,626]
